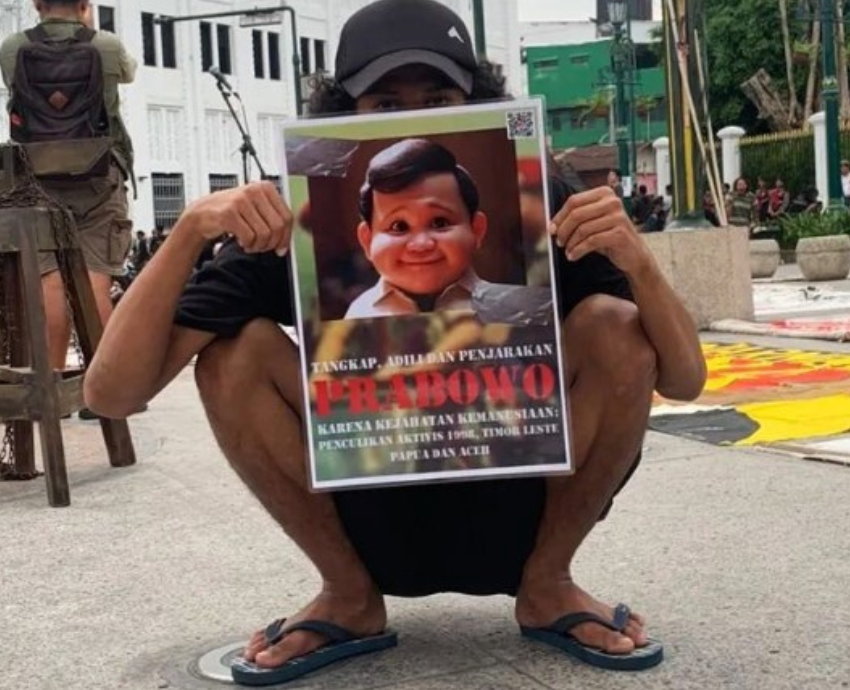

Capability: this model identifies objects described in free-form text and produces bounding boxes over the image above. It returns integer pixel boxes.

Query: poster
[281,99,573,491]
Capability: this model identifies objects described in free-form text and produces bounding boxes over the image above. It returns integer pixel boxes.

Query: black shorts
[334,452,642,598]
[174,233,642,598]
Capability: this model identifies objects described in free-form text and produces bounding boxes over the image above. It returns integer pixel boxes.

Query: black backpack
[9,25,110,145]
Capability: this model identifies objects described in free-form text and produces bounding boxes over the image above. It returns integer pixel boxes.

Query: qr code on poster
[506,109,536,139]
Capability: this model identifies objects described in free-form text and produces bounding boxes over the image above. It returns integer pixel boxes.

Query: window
[217,24,232,74]
[569,54,589,65]
[201,22,233,75]
[252,31,265,78]
[268,33,281,80]
[141,12,156,66]
[141,12,177,69]
[97,5,115,33]
[631,0,652,20]
[205,110,241,165]
[152,174,185,229]
[314,39,326,72]
[148,105,185,162]
[200,22,213,72]
[210,174,239,193]
[251,32,281,81]
[533,58,559,70]
[300,36,311,75]
[570,113,589,129]
[161,19,176,69]
[596,0,652,23]
[257,114,286,171]
[634,44,660,70]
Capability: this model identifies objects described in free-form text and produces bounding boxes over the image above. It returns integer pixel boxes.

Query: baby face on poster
[355,138,487,297]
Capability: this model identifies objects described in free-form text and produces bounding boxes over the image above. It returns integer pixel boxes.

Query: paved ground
[3,364,850,690]
[653,263,850,457]
[711,264,850,340]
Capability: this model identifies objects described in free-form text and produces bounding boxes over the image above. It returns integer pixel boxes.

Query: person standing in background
[0,0,138,420]
[726,177,755,231]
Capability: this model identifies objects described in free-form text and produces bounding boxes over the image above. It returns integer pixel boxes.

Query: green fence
[740,129,815,198]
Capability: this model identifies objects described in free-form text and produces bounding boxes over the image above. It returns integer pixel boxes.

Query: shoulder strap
[24,25,51,44]
[74,27,97,43]
[23,24,95,45]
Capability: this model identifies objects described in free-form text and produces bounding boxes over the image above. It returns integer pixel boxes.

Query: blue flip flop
[520,603,664,672]
[230,618,398,687]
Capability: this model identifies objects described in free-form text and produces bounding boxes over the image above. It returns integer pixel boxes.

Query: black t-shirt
[174,179,632,335]
[172,178,636,598]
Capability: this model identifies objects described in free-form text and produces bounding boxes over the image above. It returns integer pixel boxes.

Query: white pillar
[717,126,746,185]
[809,111,827,204]
[652,136,670,195]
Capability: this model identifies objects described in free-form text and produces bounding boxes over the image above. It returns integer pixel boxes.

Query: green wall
[525,40,668,149]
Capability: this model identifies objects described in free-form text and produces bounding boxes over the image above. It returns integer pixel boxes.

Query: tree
[779,0,802,124]
[803,2,822,122]
[836,0,850,126]
[705,0,792,132]
[703,0,850,132]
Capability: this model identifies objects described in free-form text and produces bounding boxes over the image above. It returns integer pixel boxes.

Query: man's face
[358,172,487,295]
[355,65,467,113]
[842,164,849,176]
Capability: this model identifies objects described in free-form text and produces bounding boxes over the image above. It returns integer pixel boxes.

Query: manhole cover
[189,642,244,684]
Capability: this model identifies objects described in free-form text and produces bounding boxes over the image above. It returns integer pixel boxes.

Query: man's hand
[178,181,293,256]
[549,187,654,278]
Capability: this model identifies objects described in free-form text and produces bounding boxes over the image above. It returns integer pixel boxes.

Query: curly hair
[305,60,510,117]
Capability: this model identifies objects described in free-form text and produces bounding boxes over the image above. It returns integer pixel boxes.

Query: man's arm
[85,182,292,417]
[550,187,707,402]
[117,41,138,84]
[0,35,23,90]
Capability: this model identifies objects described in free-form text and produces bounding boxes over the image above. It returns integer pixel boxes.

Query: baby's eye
[430,217,451,229]
[425,95,451,107]
[373,99,399,111]
[388,220,409,234]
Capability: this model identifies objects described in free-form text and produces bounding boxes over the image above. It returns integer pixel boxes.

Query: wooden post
[17,213,70,506]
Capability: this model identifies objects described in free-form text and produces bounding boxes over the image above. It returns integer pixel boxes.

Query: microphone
[208,65,235,93]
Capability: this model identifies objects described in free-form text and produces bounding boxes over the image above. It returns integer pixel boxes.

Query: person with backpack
[0,0,137,419]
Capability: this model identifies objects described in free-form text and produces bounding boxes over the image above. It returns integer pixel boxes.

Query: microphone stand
[214,79,267,184]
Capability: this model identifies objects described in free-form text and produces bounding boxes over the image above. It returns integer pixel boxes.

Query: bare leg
[88,271,114,326]
[516,295,657,654]
[42,270,113,371]
[195,319,386,668]
[42,271,72,371]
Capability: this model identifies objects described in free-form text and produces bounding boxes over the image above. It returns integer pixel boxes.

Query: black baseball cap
[335,0,478,98]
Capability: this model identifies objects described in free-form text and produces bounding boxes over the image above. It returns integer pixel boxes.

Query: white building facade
[1,0,520,231]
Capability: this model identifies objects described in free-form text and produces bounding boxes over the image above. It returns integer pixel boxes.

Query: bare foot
[241,586,387,668]
[515,578,648,655]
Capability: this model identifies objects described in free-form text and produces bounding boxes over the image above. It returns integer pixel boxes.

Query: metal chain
[0,286,13,474]
[69,318,85,368]
[0,144,74,478]
[0,426,14,478]
[0,291,13,474]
